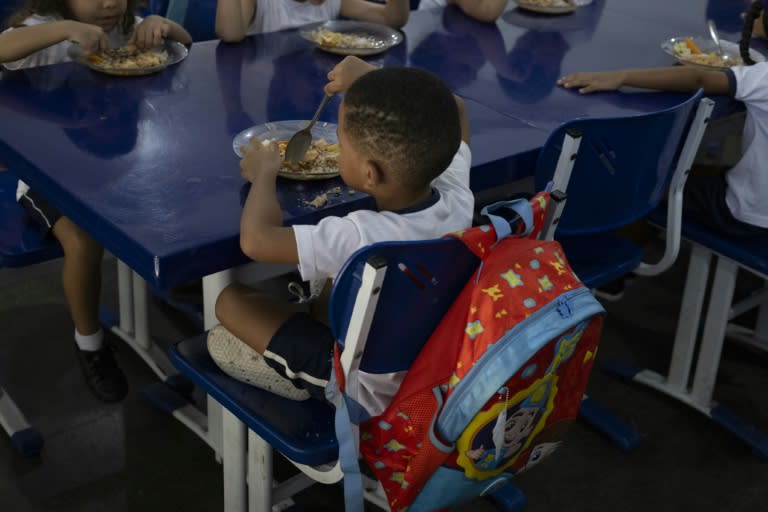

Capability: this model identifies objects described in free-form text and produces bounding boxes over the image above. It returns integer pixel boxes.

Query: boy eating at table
[207,56,472,401]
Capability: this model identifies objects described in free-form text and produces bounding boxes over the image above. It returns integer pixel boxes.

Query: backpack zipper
[437,287,605,441]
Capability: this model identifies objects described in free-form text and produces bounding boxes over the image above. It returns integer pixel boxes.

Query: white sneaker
[206,324,310,401]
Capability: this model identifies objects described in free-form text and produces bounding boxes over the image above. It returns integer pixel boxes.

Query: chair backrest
[534,89,705,236]
[329,237,479,378]
[165,0,218,41]
[0,0,22,27]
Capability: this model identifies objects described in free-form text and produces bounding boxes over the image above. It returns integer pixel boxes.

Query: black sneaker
[74,343,129,403]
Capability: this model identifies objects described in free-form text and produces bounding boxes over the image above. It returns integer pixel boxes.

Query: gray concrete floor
[1,244,767,512]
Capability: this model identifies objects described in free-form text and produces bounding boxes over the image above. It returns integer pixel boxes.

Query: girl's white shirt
[248,0,342,34]
[725,62,768,228]
[2,14,140,200]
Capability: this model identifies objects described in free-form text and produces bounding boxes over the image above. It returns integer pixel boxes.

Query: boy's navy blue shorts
[262,312,335,401]
[19,189,62,237]
[683,174,768,238]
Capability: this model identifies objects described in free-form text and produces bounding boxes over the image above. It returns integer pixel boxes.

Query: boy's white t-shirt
[3,14,139,200]
[725,62,768,228]
[248,0,342,34]
[293,141,473,281]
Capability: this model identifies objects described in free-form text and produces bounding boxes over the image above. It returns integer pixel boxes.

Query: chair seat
[0,171,62,267]
[558,233,643,289]
[170,333,338,466]
[648,207,768,276]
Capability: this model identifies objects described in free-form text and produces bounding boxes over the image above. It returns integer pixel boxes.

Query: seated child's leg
[48,211,127,403]
[53,217,104,336]
[20,189,127,402]
[211,284,334,401]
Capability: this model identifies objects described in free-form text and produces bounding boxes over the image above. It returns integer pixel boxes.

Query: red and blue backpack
[327,192,605,511]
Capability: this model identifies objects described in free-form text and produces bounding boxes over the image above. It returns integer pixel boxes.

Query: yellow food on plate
[309,28,383,49]
[671,39,742,67]
[273,138,340,175]
[88,44,168,71]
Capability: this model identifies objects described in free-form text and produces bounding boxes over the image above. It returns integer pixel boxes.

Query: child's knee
[55,219,102,260]
[214,284,240,323]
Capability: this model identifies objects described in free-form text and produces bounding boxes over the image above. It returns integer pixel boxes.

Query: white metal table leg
[248,431,273,512]
[117,260,133,334]
[223,407,248,512]
[666,245,712,392]
[690,256,738,407]
[110,271,178,382]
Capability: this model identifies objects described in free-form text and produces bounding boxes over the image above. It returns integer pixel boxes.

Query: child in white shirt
[215,0,410,43]
[207,56,473,401]
[557,1,768,238]
[0,0,191,402]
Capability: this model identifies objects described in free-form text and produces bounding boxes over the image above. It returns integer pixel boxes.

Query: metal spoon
[707,19,724,56]
[284,94,333,164]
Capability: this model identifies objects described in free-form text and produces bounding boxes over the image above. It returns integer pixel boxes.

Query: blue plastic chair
[165,0,218,41]
[168,236,536,511]
[0,169,62,456]
[607,207,768,459]
[533,90,714,450]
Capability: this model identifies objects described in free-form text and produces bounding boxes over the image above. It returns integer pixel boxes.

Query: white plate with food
[299,20,403,56]
[233,120,340,181]
[68,40,188,76]
[662,36,765,69]
[515,0,577,14]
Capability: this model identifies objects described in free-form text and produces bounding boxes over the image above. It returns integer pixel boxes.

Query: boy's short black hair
[343,67,461,191]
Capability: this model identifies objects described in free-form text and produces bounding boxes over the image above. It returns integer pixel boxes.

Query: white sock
[75,328,104,352]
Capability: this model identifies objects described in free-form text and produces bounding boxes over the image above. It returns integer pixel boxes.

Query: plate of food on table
[662,36,765,69]
[233,120,340,181]
[514,0,577,15]
[68,40,188,76]
[300,20,403,56]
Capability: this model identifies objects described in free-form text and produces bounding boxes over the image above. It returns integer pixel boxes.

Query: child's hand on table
[557,71,623,94]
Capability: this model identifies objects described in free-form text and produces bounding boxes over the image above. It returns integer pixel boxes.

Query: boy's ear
[362,159,385,190]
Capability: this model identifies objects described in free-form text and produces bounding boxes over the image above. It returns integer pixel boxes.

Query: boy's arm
[340,0,410,29]
[324,55,378,94]
[216,0,255,43]
[558,66,730,95]
[452,0,508,23]
[238,139,300,264]
[455,94,470,145]
[0,21,108,63]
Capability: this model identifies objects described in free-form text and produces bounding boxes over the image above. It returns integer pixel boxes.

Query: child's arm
[340,0,410,29]
[238,139,300,264]
[557,66,730,95]
[0,21,108,63]
[130,15,192,47]
[452,0,508,23]
[324,55,379,95]
[215,0,255,43]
